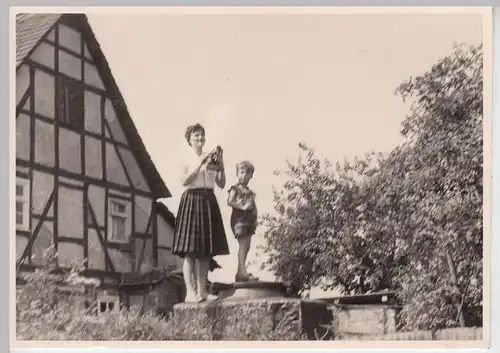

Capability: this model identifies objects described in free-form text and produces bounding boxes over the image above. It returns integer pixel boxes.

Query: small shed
[118,259,222,317]
[119,269,185,317]
[316,291,399,306]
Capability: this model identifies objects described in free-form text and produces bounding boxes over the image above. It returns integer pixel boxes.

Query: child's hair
[236,160,255,177]
[184,124,205,145]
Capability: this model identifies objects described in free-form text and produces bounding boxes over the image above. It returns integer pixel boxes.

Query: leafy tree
[258,43,483,330]
[392,42,483,330]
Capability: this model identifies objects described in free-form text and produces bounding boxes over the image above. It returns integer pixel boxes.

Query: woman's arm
[227,188,249,211]
[215,168,226,189]
[214,150,226,189]
[181,155,210,186]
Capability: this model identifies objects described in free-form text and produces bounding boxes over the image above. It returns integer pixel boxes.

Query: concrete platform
[218,281,289,300]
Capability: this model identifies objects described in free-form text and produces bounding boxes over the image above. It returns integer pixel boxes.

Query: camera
[206,146,223,171]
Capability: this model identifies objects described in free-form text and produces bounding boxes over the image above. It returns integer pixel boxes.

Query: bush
[16,246,311,341]
[16,246,177,340]
[258,43,483,331]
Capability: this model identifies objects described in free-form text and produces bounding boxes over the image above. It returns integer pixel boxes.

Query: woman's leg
[192,267,198,294]
[196,256,210,299]
[182,255,196,301]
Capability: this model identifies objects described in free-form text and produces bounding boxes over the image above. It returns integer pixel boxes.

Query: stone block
[340,330,433,341]
[171,298,333,340]
[435,327,483,340]
[336,304,398,336]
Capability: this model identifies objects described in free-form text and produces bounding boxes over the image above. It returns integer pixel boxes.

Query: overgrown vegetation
[16,246,311,340]
[16,245,483,340]
[258,43,483,331]
[16,246,172,340]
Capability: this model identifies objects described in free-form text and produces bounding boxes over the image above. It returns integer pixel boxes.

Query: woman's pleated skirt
[172,188,230,258]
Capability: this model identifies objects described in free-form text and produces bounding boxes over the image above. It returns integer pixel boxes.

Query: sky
[86,11,483,296]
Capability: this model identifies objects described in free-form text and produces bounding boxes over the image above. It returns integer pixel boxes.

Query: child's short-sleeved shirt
[228,184,255,208]
[229,183,257,238]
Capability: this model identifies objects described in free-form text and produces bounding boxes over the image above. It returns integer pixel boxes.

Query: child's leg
[243,235,252,271]
[236,235,252,276]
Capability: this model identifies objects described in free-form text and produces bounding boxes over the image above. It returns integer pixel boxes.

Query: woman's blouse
[181,151,216,190]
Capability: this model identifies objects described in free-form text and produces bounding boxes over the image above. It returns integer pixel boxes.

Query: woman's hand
[200,152,212,166]
[197,152,214,171]
[182,152,213,187]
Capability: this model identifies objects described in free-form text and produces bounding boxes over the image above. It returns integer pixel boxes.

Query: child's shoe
[235,273,259,282]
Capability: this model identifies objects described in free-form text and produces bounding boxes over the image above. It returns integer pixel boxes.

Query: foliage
[258,43,483,330]
[16,246,310,341]
[393,43,483,330]
[16,246,183,340]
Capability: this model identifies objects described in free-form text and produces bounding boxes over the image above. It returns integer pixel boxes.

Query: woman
[172,123,230,302]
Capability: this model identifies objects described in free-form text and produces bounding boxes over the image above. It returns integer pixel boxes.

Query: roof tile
[16,13,61,66]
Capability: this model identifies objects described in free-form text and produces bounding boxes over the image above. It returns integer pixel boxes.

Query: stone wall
[339,327,483,341]
[172,298,333,340]
[334,304,400,337]
[170,299,405,341]
[171,299,482,341]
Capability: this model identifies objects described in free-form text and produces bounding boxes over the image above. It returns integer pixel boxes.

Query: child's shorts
[230,209,257,239]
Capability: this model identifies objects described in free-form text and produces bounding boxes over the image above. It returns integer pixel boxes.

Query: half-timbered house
[15,13,183,314]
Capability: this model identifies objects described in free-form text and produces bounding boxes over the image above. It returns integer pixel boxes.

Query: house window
[108,199,128,242]
[58,77,84,129]
[96,294,120,316]
[16,178,30,230]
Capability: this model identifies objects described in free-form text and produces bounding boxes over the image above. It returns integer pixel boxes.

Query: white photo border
[4,2,498,353]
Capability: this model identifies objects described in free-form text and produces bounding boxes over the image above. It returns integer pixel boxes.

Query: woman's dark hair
[185,124,205,145]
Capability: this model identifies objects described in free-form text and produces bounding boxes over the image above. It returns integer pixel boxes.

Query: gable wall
[15,18,181,283]
[157,214,182,270]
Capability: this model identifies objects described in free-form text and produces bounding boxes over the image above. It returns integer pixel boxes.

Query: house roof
[16,13,171,199]
[119,269,183,288]
[16,14,61,66]
[155,201,176,228]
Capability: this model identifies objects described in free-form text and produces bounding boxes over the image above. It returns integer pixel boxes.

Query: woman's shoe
[247,273,259,281]
[198,293,219,302]
[184,291,198,303]
[195,296,206,303]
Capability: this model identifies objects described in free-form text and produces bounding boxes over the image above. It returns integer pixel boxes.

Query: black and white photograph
[12,6,491,347]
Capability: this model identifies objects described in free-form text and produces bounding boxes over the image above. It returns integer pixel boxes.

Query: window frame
[96,293,120,316]
[58,76,84,130]
[108,198,129,243]
[15,177,30,231]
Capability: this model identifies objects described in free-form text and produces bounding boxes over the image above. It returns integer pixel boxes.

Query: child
[227,161,259,282]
